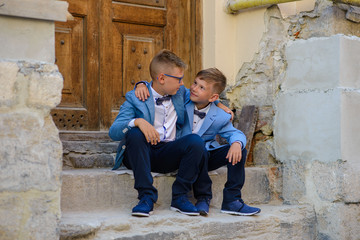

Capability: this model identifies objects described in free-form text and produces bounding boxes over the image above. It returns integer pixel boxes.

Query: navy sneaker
[132,195,154,217]
[171,195,199,216]
[195,198,210,216]
[221,200,261,216]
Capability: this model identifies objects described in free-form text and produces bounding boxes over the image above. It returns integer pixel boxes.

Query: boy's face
[190,77,219,109]
[158,67,184,95]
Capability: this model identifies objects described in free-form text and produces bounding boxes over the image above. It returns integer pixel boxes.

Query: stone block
[317,202,360,240]
[68,153,114,168]
[62,141,118,154]
[61,167,271,212]
[255,105,274,136]
[0,61,18,107]
[340,36,360,88]
[28,70,63,109]
[310,160,344,202]
[341,91,360,166]
[275,89,341,163]
[0,190,60,240]
[0,16,55,63]
[253,139,275,165]
[284,35,360,91]
[343,162,360,203]
[282,159,306,204]
[284,36,340,90]
[0,114,62,192]
[60,205,316,240]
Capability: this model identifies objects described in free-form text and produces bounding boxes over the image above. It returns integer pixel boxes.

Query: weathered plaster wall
[275,35,360,240]
[222,0,360,239]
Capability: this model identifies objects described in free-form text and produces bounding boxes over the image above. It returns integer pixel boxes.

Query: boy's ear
[208,93,219,103]
[157,73,166,84]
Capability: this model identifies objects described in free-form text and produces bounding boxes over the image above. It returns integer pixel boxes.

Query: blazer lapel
[185,101,195,129]
[197,103,217,137]
[172,94,184,125]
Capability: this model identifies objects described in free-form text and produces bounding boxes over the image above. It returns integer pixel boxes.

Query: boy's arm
[109,91,160,144]
[217,117,247,165]
[135,82,150,101]
[134,118,160,145]
[135,82,234,120]
[109,100,137,141]
[226,142,243,166]
[216,102,234,121]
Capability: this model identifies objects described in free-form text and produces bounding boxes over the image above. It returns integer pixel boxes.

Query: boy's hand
[134,118,160,145]
[226,142,242,165]
[217,102,234,121]
[135,83,150,101]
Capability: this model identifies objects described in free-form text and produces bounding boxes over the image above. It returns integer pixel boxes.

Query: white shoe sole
[132,211,153,217]
[220,209,260,216]
[170,207,200,216]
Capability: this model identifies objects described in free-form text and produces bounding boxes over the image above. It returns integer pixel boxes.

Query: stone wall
[0,61,63,239]
[225,0,360,239]
[0,1,68,239]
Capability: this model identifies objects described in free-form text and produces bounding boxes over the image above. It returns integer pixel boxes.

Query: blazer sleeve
[217,113,247,149]
[108,94,137,141]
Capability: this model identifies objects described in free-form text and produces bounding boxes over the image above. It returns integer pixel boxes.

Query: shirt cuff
[128,119,136,127]
[134,81,149,90]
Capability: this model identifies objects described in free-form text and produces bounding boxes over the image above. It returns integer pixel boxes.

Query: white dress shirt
[129,87,177,142]
[192,104,211,134]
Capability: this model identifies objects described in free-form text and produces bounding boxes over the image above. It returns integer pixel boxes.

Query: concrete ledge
[60,205,316,240]
[0,0,69,22]
[61,167,271,212]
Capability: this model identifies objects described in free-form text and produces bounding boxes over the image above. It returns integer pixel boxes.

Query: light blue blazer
[182,101,246,151]
[109,84,187,169]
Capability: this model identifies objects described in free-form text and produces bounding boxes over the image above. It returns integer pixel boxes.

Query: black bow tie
[156,95,171,105]
[194,110,206,119]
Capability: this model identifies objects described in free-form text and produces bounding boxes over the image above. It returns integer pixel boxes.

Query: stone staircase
[59,132,317,240]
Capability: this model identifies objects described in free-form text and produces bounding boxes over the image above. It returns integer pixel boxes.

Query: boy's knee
[185,134,204,147]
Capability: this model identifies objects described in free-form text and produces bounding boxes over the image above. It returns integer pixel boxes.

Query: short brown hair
[196,68,227,94]
[149,49,187,81]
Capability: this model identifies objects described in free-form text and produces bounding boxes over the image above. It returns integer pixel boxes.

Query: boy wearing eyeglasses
[135,68,261,216]
[109,50,230,217]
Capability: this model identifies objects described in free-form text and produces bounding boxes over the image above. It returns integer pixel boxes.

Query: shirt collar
[194,103,211,114]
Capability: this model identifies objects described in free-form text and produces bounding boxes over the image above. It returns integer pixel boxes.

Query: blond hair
[196,68,227,94]
[149,49,187,81]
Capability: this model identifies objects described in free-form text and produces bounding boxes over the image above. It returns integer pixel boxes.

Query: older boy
[184,68,261,216]
[109,49,207,217]
[135,68,261,216]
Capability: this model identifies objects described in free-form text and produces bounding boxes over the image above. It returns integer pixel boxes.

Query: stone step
[60,131,118,169]
[61,167,273,213]
[60,205,316,240]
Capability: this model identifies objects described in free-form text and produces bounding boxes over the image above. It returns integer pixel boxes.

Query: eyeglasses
[163,73,184,83]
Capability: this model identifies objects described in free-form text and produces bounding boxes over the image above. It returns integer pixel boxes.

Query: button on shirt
[192,104,211,134]
[152,88,177,142]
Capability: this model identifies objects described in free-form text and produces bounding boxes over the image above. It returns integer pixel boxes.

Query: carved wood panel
[52,0,99,131]
[54,0,202,131]
[55,16,84,108]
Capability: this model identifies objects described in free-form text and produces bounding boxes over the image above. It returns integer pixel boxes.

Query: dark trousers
[123,128,207,203]
[193,145,247,204]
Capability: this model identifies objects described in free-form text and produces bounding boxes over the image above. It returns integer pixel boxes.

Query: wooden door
[52,0,202,131]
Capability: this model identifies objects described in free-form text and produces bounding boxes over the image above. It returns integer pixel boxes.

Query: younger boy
[109,49,208,217]
[185,68,261,216]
